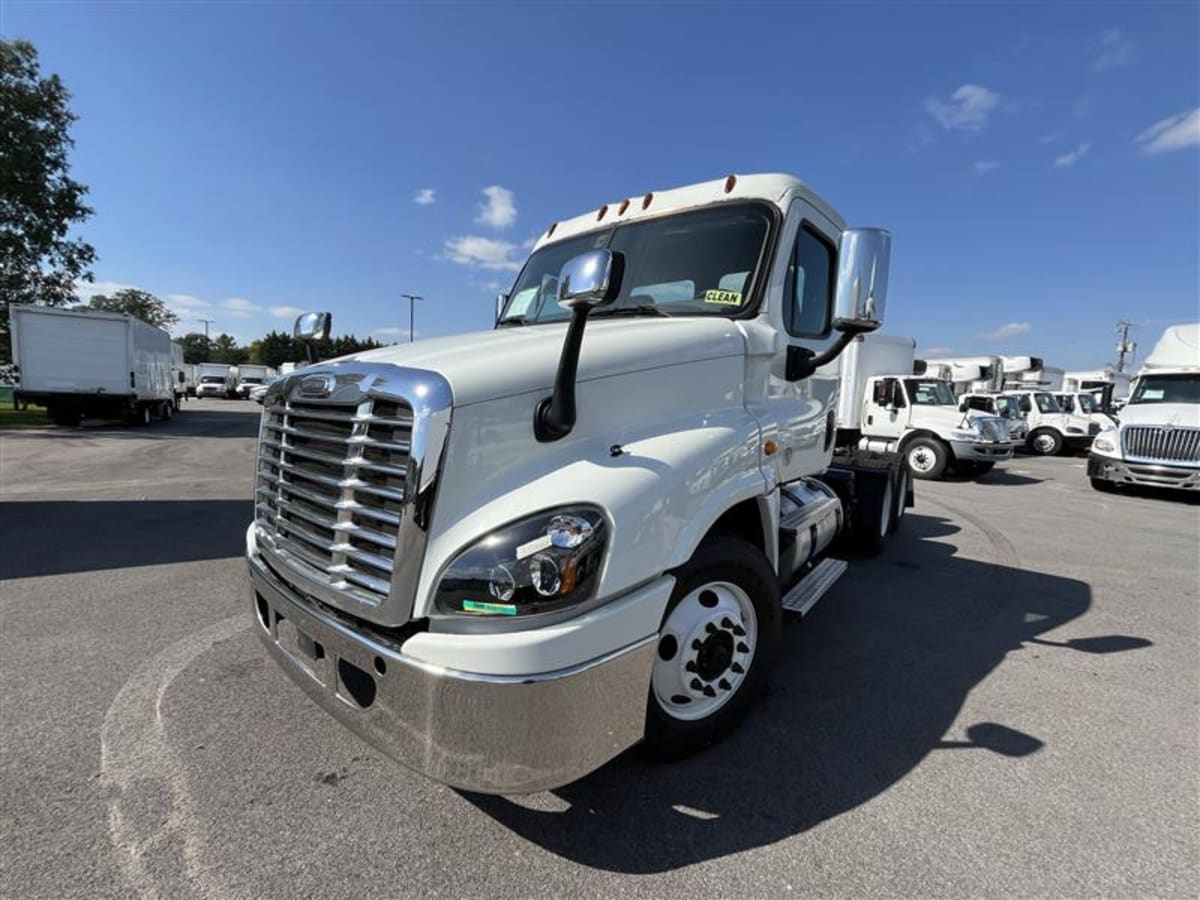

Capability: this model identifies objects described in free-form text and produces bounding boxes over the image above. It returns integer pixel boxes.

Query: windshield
[241,378,264,384]
[498,203,772,324]
[1075,394,1097,413]
[904,379,957,406]
[994,396,1020,417]
[1129,373,1200,405]
[1034,392,1060,413]
[200,375,225,384]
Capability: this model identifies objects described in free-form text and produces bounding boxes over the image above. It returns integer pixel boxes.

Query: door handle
[867,414,874,425]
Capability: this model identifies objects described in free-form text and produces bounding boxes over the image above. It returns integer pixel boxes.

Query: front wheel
[905,437,949,480]
[645,535,781,760]
[1028,428,1063,456]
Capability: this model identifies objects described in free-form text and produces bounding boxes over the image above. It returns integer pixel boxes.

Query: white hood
[1117,402,1200,429]
[341,317,745,406]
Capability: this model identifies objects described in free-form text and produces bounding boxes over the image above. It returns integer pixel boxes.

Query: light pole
[196,318,216,362]
[399,294,423,343]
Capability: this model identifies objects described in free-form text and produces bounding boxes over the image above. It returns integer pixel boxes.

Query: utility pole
[196,318,216,362]
[399,294,423,343]
[1114,320,1137,373]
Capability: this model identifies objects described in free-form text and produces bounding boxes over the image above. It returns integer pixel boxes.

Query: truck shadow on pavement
[15,407,261,440]
[0,499,253,579]
[464,512,1148,873]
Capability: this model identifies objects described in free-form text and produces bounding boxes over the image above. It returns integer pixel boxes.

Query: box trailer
[11,306,176,426]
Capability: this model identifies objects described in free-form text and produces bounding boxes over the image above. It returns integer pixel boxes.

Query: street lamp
[399,294,423,343]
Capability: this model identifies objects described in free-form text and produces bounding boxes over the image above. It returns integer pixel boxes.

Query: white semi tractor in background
[195,363,236,398]
[1089,323,1200,493]
[249,173,914,794]
[10,305,177,426]
[838,336,1013,480]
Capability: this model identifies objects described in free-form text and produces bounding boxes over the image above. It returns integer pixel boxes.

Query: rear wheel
[161,401,173,421]
[645,535,780,760]
[905,437,949,480]
[1028,428,1063,456]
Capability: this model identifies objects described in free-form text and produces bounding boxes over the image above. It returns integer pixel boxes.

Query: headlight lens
[434,507,607,618]
[1093,429,1118,453]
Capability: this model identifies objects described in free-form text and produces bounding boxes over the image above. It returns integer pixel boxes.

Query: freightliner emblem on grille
[298,374,335,398]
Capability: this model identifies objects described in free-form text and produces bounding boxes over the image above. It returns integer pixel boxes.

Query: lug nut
[719,679,732,691]
[705,622,716,634]
[691,639,702,650]
[690,678,703,691]
[732,625,746,637]
[721,618,733,629]
[685,660,696,672]
[737,642,750,653]
[703,685,716,697]
[731,662,744,674]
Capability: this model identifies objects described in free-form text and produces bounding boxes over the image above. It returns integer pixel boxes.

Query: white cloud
[1090,29,1134,72]
[973,160,1000,176]
[74,279,137,300]
[924,84,1002,132]
[166,293,210,309]
[1073,94,1095,119]
[443,235,522,272]
[1134,107,1200,155]
[373,327,409,336]
[1054,142,1092,168]
[979,322,1032,340]
[476,185,517,229]
[1038,130,1064,145]
[269,304,305,319]
[221,297,261,318]
[413,188,436,206]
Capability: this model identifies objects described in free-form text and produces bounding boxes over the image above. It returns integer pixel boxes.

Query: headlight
[1093,429,1118,453]
[433,506,607,618]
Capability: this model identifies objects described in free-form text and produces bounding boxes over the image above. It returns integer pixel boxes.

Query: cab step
[781,558,848,616]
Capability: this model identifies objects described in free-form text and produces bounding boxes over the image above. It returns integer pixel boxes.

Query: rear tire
[889,466,909,534]
[905,437,949,480]
[1028,428,1063,456]
[644,535,781,761]
[161,401,173,420]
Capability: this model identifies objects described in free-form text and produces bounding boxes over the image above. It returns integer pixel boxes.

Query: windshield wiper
[591,304,672,319]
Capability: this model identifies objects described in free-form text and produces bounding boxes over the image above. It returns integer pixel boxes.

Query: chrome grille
[1121,425,1200,465]
[255,397,413,602]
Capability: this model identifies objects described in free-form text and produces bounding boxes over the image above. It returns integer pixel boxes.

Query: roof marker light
[618,198,630,215]
[597,204,608,221]
[724,174,737,193]
[547,222,557,237]
[642,192,654,210]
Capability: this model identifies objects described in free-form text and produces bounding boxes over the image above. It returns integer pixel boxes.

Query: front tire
[644,535,781,760]
[1028,428,1063,456]
[905,437,949,480]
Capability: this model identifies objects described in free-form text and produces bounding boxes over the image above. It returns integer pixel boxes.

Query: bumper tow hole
[338,658,377,708]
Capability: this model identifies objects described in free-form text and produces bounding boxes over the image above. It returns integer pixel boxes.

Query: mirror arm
[534,305,591,442]
[787,330,859,381]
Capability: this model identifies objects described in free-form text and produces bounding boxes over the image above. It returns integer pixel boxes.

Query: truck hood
[912,406,1008,439]
[342,317,746,406]
[1117,402,1200,429]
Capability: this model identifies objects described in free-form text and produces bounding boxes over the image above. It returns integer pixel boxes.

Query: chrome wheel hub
[908,446,935,473]
[652,581,757,721]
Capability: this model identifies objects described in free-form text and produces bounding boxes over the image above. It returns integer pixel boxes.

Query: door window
[784,225,836,338]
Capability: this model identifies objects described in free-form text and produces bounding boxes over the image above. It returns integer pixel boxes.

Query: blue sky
[3,1,1197,368]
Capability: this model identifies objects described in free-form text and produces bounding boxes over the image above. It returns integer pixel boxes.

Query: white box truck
[247,173,924,795]
[195,363,235,398]
[1089,323,1199,492]
[170,342,191,406]
[235,363,271,398]
[837,336,1013,480]
[10,306,176,426]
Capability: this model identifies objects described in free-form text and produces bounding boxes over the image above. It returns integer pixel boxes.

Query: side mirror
[832,228,891,334]
[293,312,331,342]
[495,292,508,323]
[558,249,622,309]
[958,401,968,413]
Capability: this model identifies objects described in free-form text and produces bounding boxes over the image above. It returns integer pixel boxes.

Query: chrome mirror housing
[557,249,621,309]
[495,292,508,323]
[293,312,332,342]
[832,228,891,333]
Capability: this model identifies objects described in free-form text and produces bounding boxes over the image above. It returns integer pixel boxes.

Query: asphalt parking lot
[1,398,1197,899]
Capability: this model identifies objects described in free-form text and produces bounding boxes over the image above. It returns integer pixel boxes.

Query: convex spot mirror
[294,312,332,342]
[833,228,891,333]
[558,249,623,310]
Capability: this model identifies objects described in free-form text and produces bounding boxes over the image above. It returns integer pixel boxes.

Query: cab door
[863,377,907,439]
[760,198,843,487]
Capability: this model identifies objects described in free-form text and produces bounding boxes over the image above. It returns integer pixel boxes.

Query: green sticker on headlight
[462,600,518,616]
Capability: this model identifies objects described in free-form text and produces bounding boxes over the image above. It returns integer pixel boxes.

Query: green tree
[86,288,178,329]
[249,330,303,369]
[177,332,210,364]
[209,333,248,365]
[1,39,96,358]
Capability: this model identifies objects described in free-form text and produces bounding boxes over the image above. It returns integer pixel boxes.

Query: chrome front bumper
[1087,454,1200,490]
[951,440,1014,462]
[249,554,657,794]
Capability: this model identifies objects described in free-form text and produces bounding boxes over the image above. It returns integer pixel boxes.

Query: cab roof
[532,173,846,252]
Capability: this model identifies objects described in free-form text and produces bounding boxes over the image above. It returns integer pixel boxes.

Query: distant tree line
[177,329,386,366]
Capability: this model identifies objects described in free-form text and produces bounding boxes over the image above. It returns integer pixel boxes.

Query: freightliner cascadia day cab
[195,363,235,398]
[837,336,1013,480]
[1089,323,1200,492]
[248,174,908,794]
[10,305,177,426]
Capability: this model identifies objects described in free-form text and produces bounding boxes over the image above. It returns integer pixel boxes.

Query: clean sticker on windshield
[704,289,743,306]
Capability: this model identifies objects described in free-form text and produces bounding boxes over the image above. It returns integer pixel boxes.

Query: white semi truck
[1064,368,1131,411]
[248,173,913,794]
[838,336,1013,480]
[1002,356,1065,392]
[1089,323,1200,492]
[923,356,1027,443]
[10,305,176,426]
[235,363,272,398]
[195,363,235,398]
